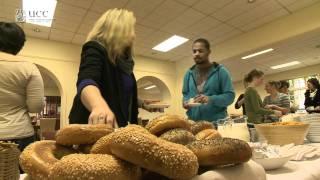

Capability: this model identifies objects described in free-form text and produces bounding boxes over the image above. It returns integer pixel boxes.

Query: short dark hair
[0,22,26,55]
[193,38,210,50]
[279,80,290,89]
[307,78,320,90]
[244,69,264,83]
[267,81,281,89]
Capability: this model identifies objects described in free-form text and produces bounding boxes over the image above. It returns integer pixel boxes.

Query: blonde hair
[86,8,136,64]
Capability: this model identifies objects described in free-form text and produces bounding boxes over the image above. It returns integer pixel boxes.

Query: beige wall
[44,87,60,96]
[12,37,177,127]
[228,64,320,115]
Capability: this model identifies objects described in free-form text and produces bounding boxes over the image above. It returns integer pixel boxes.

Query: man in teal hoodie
[182,38,235,123]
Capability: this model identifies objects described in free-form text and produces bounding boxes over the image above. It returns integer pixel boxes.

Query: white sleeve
[26,64,45,113]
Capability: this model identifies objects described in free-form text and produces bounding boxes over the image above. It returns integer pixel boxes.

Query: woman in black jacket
[304,78,320,112]
[69,9,138,127]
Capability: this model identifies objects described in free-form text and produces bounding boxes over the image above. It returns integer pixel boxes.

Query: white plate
[188,102,202,107]
[145,103,170,108]
[252,155,291,170]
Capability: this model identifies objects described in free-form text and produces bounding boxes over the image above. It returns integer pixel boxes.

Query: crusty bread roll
[50,154,141,180]
[55,124,114,145]
[93,126,199,179]
[190,121,215,135]
[19,140,77,180]
[187,138,252,166]
[145,114,190,135]
[160,128,196,145]
[195,129,221,140]
[91,125,148,154]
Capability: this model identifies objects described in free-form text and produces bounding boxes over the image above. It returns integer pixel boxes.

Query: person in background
[304,78,320,112]
[279,80,298,113]
[235,81,248,115]
[69,9,139,127]
[0,22,44,151]
[263,81,290,122]
[279,80,290,94]
[244,69,282,124]
[182,38,235,123]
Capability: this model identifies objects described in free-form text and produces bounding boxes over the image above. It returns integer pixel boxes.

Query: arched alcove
[35,64,63,130]
[136,76,172,121]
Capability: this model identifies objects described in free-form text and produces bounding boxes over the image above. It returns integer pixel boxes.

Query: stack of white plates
[300,114,320,142]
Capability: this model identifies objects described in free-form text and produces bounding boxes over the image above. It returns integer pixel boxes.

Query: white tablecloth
[192,158,320,180]
[266,158,320,180]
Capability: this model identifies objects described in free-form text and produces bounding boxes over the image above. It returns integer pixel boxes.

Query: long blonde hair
[86,8,136,64]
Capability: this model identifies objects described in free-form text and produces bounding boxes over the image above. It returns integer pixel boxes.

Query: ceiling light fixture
[271,61,301,69]
[152,35,189,52]
[22,0,57,27]
[33,28,41,32]
[144,85,156,90]
[241,48,274,59]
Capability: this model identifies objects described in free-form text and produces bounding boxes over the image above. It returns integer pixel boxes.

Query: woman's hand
[88,105,116,127]
[183,101,191,110]
[273,110,282,117]
[80,85,117,127]
[265,104,275,109]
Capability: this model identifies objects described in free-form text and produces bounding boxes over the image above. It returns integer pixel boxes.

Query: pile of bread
[20,114,252,180]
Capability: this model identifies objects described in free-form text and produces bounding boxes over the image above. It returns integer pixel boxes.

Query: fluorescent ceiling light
[271,61,301,69]
[241,48,274,59]
[22,0,57,27]
[152,35,189,52]
[144,85,156,90]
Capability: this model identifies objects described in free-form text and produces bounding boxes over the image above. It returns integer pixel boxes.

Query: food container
[255,122,310,145]
[0,141,20,180]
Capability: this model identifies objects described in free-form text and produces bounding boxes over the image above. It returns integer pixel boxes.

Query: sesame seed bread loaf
[55,124,114,146]
[187,138,252,166]
[50,154,141,180]
[159,128,196,145]
[195,129,221,140]
[145,114,191,135]
[98,126,199,179]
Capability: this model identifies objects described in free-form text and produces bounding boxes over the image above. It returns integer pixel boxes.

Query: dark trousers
[9,135,35,152]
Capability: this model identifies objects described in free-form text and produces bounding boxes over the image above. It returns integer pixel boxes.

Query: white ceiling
[0,0,319,61]
[221,28,320,82]
[1,0,320,83]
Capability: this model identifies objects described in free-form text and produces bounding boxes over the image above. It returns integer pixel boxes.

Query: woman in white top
[0,22,44,151]
[263,81,290,121]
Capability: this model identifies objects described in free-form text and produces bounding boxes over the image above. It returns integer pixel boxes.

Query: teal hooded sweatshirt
[182,64,235,122]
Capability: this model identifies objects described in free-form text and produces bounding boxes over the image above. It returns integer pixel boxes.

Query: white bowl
[252,155,291,170]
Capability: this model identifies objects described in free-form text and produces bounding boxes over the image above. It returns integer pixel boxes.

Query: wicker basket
[0,141,20,180]
[255,123,310,145]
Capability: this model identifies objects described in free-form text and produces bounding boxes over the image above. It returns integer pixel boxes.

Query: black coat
[304,89,320,108]
[69,41,138,127]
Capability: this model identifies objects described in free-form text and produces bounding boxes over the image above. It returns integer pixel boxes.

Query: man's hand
[194,94,209,104]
